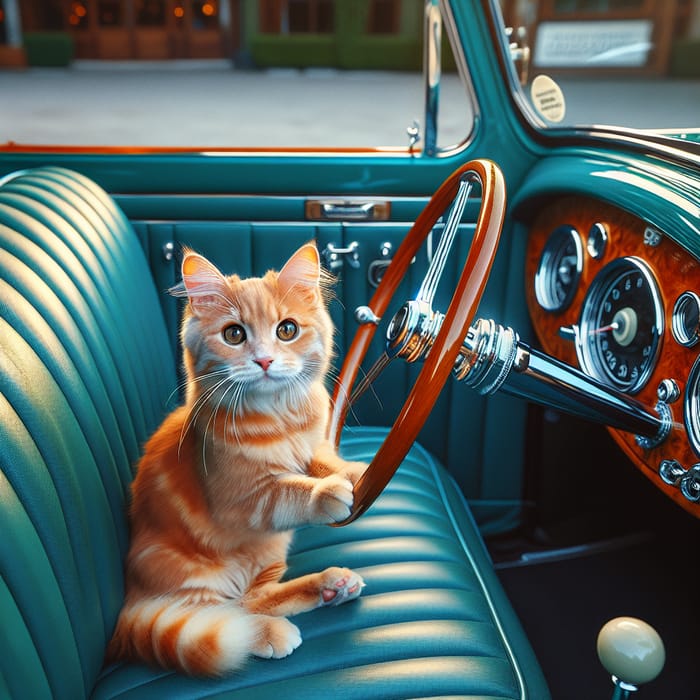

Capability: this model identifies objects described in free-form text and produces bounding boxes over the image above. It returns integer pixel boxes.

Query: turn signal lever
[597,617,665,698]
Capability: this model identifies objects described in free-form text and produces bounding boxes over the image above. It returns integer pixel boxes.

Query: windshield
[500,0,700,139]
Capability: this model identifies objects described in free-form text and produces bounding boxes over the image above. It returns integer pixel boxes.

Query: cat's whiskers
[282,376,311,416]
[178,369,234,461]
[203,374,238,462]
[328,373,366,428]
[197,373,245,474]
[168,367,227,408]
[165,379,188,409]
[224,382,247,446]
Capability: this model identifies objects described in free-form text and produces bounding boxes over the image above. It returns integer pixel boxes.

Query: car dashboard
[525,194,700,516]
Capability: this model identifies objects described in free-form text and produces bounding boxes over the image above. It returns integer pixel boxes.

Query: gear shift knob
[597,617,665,697]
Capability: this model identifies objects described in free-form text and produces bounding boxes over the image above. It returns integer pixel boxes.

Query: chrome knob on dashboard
[656,378,680,404]
[597,617,665,698]
[679,464,700,503]
[658,459,686,486]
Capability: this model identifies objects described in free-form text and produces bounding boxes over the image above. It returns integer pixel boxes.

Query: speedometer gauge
[576,257,663,394]
[534,225,583,312]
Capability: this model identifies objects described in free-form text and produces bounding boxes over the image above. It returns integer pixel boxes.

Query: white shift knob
[597,617,665,687]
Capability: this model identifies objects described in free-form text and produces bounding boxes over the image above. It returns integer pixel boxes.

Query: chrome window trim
[434,0,481,157]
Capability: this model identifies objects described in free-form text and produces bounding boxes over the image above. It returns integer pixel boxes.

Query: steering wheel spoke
[329,160,507,525]
[416,173,475,307]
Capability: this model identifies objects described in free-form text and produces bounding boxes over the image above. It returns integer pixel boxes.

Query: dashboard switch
[679,464,700,503]
[659,459,686,486]
[657,379,680,404]
[558,324,578,342]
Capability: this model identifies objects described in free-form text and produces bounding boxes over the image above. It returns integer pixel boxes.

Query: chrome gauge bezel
[686,355,700,457]
[672,291,700,348]
[586,222,608,260]
[534,225,583,312]
[576,257,663,395]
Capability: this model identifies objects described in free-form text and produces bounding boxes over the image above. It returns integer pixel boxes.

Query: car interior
[1,1,699,699]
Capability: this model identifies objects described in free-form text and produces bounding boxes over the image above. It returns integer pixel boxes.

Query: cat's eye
[222,324,246,345]
[276,319,299,341]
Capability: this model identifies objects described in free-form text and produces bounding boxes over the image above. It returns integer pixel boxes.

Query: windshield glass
[500,0,700,139]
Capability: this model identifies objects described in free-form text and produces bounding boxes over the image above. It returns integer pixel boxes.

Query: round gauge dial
[685,354,700,457]
[534,225,583,312]
[576,257,663,394]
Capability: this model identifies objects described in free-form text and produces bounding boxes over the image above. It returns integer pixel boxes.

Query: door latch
[368,241,393,288]
[321,241,360,272]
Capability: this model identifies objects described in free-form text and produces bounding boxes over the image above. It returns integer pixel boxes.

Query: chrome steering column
[382,305,671,448]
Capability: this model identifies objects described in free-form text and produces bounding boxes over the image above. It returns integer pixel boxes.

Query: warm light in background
[174,6,185,18]
[202,3,216,17]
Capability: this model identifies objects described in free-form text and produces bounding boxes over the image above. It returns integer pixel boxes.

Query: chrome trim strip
[439,0,480,155]
[423,0,442,157]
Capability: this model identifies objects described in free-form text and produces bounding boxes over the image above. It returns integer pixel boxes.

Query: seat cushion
[93,427,549,700]
[0,166,548,699]
[0,167,178,699]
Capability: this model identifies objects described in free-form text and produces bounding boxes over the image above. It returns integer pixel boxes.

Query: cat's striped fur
[107,244,366,676]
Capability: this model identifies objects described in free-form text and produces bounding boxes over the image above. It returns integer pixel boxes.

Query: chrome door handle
[305,199,390,221]
[323,202,375,220]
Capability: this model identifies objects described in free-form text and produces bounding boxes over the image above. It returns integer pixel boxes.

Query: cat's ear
[277,243,322,301]
[179,250,230,314]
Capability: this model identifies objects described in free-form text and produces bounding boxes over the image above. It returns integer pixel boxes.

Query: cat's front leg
[270,473,354,528]
[309,440,369,486]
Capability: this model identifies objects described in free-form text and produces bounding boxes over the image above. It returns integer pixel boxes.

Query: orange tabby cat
[107,243,367,676]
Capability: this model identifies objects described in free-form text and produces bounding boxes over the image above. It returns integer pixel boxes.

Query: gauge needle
[589,322,619,335]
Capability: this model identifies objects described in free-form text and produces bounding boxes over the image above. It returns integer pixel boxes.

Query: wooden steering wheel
[329,159,507,524]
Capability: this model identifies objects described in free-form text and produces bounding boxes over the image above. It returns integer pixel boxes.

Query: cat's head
[175,243,334,408]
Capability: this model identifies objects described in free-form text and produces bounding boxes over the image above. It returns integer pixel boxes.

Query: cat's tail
[107,596,302,676]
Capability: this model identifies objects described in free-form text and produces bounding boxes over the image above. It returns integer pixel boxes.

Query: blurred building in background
[0,0,698,76]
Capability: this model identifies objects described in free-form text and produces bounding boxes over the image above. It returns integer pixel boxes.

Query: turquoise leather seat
[0,167,549,699]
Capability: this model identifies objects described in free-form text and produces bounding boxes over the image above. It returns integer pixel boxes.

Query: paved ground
[0,60,698,148]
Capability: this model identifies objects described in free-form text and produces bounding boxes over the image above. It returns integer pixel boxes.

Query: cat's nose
[254,356,274,372]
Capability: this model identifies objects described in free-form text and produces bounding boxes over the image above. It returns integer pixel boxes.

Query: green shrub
[250,35,337,68]
[23,32,74,67]
[338,35,421,70]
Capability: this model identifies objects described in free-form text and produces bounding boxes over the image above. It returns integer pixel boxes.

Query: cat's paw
[252,616,302,659]
[340,460,369,486]
[319,567,365,607]
[311,474,354,523]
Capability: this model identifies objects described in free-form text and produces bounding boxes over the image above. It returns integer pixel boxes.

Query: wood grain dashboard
[525,195,700,516]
